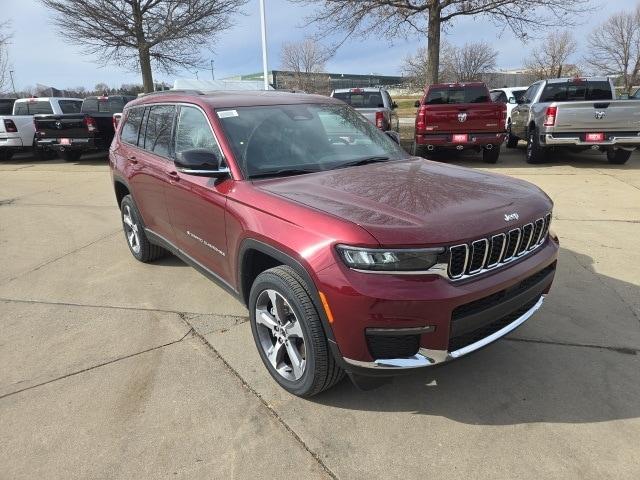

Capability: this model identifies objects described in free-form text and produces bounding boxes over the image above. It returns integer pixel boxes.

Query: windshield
[332,91,384,108]
[426,86,489,104]
[216,103,408,179]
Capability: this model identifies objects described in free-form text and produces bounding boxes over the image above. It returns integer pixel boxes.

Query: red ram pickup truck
[412,82,507,163]
[110,90,557,396]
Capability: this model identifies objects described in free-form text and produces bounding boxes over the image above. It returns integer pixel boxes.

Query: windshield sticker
[217,110,238,118]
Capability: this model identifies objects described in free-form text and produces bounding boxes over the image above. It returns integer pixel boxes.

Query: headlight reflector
[336,245,444,272]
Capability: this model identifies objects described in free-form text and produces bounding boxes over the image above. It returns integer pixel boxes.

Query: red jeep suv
[110,90,558,396]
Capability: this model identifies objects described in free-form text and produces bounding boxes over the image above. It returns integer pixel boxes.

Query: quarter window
[175,106,220,156]
[143,105,175,157]
[121,107,144,145]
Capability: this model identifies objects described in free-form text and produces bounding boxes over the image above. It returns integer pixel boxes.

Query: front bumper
[318,237,558,374]
[543,132,640,148]
[415,132,506,148]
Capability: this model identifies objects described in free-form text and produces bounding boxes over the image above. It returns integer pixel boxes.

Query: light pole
[9,70,17,97]
[259,0,269,91]
[210,59,215,81]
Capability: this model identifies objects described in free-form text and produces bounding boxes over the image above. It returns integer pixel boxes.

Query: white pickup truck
[0,97,83,161]
[508,77,640,164]
[330,87,399,133]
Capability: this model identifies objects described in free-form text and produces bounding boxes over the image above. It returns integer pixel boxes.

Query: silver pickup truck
[508,77,640,164]
[330,87,399,132]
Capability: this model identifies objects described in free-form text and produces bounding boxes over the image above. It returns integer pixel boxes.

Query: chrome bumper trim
[343,295,545,370]
[544,134,640,147]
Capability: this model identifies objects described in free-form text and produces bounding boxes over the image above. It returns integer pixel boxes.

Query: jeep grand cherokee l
[110,90,558,397]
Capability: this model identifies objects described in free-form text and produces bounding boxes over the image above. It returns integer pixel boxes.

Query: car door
[165,104,230,280]
[126,104,177,242]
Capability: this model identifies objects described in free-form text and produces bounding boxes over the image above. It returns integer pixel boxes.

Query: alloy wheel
[255,289,307,381]
[122,205,141,254]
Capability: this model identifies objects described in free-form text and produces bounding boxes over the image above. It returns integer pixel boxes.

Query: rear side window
[490,91,507,103]
[14,101,54,115]
[0,99,14,115]
[175,106,220,156]
[59,100,82,114]
[333,91,384,108]
[143,105,175,157]
[426,86,489,104]
[539,81,613,102]
[513,90,526,102]
[121,108,144,145]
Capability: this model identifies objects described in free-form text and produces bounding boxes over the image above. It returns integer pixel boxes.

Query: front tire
[506,122,519,148]
[606,148,632,165]
[526,128,547,164]
[120,195,166,262]
[482,145,500,163]
[249,265,344,397]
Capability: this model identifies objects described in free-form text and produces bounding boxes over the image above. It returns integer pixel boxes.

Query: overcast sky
[5,0,639,90]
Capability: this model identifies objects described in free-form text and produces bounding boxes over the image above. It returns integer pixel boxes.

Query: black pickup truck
[34,95,134,161]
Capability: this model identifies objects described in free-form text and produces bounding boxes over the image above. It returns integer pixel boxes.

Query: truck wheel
[0,149,13,161]
[606,148,632,165]
[120,195,166,263]
[526,129,546,164]
[482,145,500,164]
[506,123,519,148]
[61,151,82,162]
[249,265,344,397]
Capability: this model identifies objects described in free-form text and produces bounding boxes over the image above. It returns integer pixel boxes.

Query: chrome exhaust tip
[485,144,494,150]
[427,145,435,151]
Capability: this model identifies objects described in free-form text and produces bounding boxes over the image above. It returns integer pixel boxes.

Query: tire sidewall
[249,272,319,396]
[120,195,145,261]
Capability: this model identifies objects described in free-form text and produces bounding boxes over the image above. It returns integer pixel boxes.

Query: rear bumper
[36,138,98,151]
[416,132,506,148]
[0,136,24,149]
[543,132,640,148]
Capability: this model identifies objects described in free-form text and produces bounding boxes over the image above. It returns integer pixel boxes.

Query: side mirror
[414,100,420,108]
[385,130,400,144]
[508,97,517,104]
[391,101,398,109]
[175,149,229,177]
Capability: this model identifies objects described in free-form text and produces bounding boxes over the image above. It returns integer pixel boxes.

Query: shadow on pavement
[313,247,639,425]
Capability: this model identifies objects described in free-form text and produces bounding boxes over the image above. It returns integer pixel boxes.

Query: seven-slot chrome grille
[448,213,552,280]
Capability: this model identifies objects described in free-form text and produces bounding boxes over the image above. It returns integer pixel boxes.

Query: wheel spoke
[256,309,278,333]
[127,231,136,245]
[268,290,287,324]
[284,319,303,339]
[123,214,134,229]
[266,341,285,369]
[285,341,305,379]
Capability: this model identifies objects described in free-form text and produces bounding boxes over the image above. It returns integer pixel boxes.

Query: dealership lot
[1,149,639,479]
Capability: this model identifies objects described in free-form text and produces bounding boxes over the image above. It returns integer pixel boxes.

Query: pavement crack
[505,337,638,356]
[0,198,16,206]
[180,316,339,480]
[0,328,194,401]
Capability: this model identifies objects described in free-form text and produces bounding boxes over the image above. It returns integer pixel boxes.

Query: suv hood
[256,158,552,246]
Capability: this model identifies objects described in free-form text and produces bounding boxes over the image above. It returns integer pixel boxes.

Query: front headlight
[336,245,444,272]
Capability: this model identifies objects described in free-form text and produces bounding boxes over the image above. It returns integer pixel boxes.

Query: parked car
[34,95,134,161]
[631,88,640,99]
[411,82,507,163]
[0,97,83,161]
[508,77,640,164]
[490,87,527,129]
[331,87,399,132]
[110,90,558,396]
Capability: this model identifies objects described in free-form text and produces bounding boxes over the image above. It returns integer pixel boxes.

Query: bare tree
[524,31,578,78]
[403,41,497,87]
[94,82,110,94]
[294,0,591,86]
[40,0,247,93]
[280,38,332,92]
[0,21,12,95]
[584,5,640,94]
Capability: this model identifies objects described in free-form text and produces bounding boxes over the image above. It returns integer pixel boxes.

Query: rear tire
[606,148,632,165]
[61,150,82,162]
[411,141,428,158]
[482,145,500,164]
[120,195,166,263]
[249,265,344,397]
[526,128,547,164]
[506,123,519,148]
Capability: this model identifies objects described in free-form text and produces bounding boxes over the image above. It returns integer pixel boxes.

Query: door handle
[166,170,180,181]
[127,155,138,164]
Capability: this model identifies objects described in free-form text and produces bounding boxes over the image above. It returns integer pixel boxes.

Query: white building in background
[173,78,274,91]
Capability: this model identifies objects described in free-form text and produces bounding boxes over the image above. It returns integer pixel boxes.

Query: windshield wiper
[337,156,390,168]
[250,168,319,179]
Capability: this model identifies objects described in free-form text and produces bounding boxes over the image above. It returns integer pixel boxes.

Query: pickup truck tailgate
[34,115,87,139]
[425,103,503,133]
[553,100,640,132]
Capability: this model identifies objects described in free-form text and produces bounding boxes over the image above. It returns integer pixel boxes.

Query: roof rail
[138,89,204,97]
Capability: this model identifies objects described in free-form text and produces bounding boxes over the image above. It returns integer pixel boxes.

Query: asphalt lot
[1,146,639,479]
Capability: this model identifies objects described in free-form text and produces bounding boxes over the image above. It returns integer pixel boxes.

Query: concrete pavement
[1,148,639,479]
